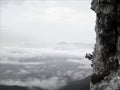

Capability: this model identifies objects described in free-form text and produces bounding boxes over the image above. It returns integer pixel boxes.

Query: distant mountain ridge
[55,42,94,50]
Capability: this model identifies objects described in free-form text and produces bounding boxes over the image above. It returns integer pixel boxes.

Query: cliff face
[90,0,120,90]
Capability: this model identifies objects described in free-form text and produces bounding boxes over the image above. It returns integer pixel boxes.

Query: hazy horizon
[0,0,96,47]
[0,1,94,89]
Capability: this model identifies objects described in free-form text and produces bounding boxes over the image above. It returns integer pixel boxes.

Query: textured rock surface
[90,0,120,90]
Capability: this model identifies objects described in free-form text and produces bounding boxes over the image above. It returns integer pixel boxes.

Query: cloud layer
[0,46,92,90]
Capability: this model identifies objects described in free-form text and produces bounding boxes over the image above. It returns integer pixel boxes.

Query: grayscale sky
[0,0,96,46]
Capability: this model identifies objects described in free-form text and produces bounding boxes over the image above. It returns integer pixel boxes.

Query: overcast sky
[0,0,96,46]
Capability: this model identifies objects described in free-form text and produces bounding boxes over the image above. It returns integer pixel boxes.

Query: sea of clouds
[0,46,92,90]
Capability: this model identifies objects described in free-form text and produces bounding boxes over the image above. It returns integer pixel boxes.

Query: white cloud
[0,46,92,58]
[67,59,91,64]
[17,69,30,74]
[0,46,92,90]
[0,77,67,90]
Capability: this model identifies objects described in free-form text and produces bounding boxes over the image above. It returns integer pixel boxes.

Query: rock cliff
[90,0,120,90]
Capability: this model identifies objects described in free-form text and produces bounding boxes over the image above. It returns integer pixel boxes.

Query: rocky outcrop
[90,0,120,90]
